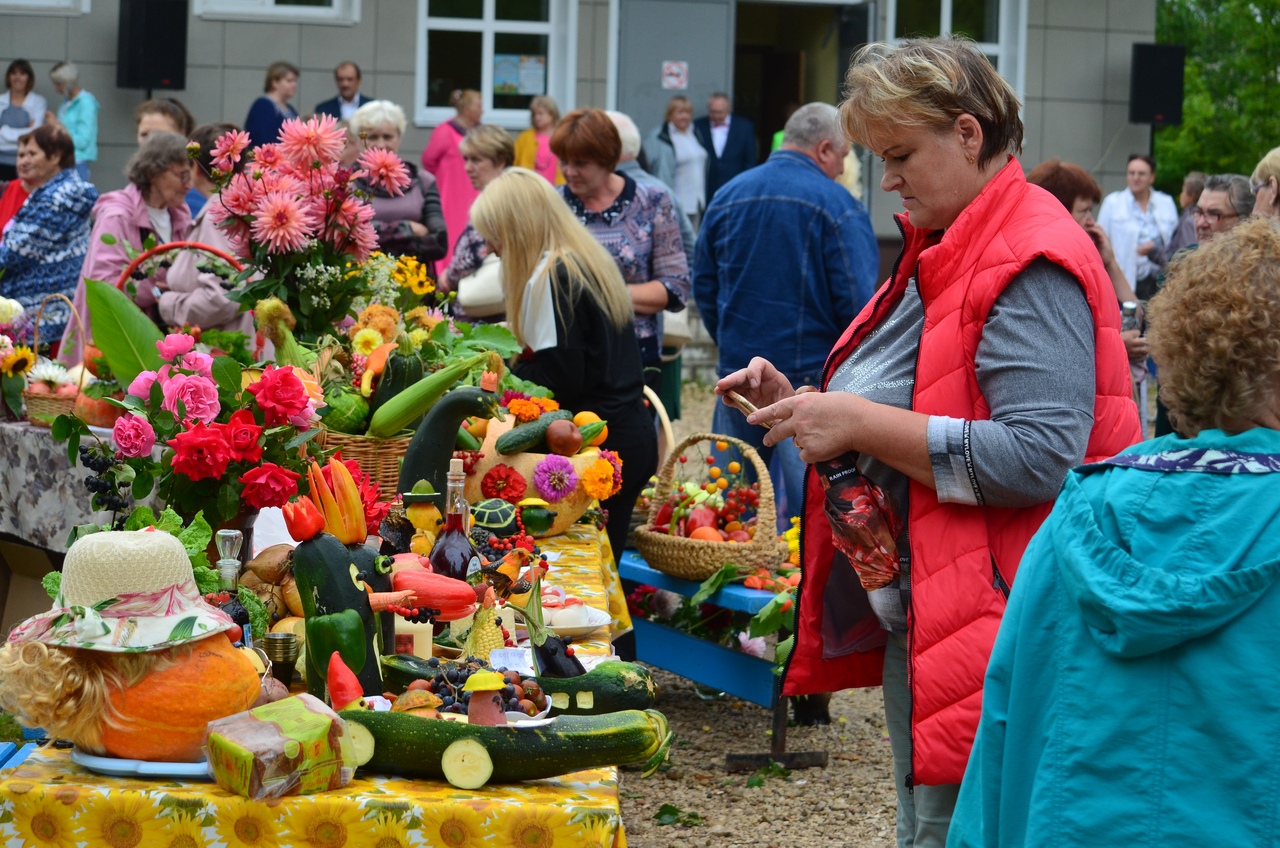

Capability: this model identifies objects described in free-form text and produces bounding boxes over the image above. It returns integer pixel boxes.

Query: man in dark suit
[693,92,757,201]
[314,62,371,120]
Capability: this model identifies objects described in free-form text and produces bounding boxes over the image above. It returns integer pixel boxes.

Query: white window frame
[0,0,89,14]
[885,0,1026,98]
[194,0,359,26]
[415,0,577,130]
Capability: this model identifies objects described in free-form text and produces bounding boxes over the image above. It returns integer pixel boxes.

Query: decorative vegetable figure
[327,651,365,710]
[461,670,508,726]
[397,381,502,501]
[509,575,586,678]
[462,585,506,663]
[289,458,414,701]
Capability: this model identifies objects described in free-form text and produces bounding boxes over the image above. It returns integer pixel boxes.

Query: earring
[967,155,976,164]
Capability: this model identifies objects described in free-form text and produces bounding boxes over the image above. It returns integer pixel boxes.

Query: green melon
[322,385,370,434]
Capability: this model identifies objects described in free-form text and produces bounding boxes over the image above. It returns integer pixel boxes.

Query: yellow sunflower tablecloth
[0,526,631,848]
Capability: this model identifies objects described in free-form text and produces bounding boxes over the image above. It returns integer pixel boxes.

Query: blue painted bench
[619,550,827,770]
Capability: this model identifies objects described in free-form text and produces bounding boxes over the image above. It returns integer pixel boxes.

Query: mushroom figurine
[462,670,509,726]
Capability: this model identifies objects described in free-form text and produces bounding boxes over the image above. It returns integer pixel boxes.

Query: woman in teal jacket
[949,216,1280,847]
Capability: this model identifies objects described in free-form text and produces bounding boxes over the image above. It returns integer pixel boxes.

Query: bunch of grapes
[410,656,547,717]
[78,442,130,517]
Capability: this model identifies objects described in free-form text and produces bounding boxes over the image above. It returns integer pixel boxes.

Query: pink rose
[239,463,302,510]
[245,364,310,426]
[161,373,221,425]
[112,413,156,459]
[181,351,214,376]
[128,370,159,400]
[156,333,196,362]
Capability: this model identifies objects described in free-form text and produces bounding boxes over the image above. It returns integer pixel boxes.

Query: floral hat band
[5,530,238,653]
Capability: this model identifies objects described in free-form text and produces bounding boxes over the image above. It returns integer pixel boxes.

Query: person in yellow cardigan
[514,95,563,184]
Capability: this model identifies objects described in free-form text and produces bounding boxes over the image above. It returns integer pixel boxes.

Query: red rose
[239,463,303,510]
[245,364,310,426]
[221,408,263,463]
[481,463,527,503]
[168,422,232,481]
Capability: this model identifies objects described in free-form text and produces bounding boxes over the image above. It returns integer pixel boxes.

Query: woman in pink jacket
[420,88,481,270]
[60,131,192,366]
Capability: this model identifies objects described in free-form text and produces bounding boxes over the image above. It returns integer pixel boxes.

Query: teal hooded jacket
[949,427,1280,847]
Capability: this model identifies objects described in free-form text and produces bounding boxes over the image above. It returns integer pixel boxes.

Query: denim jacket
[693,149,879,384]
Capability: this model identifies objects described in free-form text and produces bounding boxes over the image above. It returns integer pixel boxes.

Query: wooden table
[0,527,631,848]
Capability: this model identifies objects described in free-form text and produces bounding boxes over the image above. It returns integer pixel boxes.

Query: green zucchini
[339,707,672,787]
[495,409,575,455]
[397,385,502,500]
[368,352,486,438]
[368,348,424,424]
[379,655,657,715]
[455,425,481,450]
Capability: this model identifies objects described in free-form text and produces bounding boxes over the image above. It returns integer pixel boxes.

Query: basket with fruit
[20,295,88,426]
[633,432,790,581]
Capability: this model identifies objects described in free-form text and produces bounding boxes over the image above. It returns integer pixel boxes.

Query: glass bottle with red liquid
[429,458,482,583]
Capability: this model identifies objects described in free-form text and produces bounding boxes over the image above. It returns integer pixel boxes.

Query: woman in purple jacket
[60,132,192,365]
[351,100,448,275]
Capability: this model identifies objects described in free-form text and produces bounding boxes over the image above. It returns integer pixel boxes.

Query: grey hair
[782,103,843,151]
[605,111,642,161]
[126,131,189,194]
[50,61,78,89]
[350,100,407,137]
[1205,173,1254,219]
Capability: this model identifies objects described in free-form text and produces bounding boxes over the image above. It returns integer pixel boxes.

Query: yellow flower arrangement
[350,303,402,344]
[506,398,542,423]
[214,798,282,848]
[77,791,164,848]
[408,327,430,349]
[393,256,435,296]
[1,344,35,377]
[11,789,78,848]
[419,804,487,848]
[351,328,385,356]
[581,459,616,500]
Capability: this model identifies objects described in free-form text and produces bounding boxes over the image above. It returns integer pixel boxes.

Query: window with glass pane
[896,0,940,38]
[495,0,549,22]
[427,30,483,108]
[953,0,999,42]
[430,0,483,18]
[277,0,332,6]
[492,32,548,110]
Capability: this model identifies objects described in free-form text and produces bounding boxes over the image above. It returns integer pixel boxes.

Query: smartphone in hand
[724,390,771,429]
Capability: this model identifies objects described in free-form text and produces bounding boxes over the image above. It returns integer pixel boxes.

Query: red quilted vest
[781,158,1141,785]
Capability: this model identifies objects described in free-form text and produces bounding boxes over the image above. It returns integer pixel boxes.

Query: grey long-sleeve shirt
[827,257,1095,629]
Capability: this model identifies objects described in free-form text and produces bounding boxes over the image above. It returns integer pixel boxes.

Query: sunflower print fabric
[0,527,630,848]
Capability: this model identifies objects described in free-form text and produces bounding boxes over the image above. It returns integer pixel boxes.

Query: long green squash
[340,707,672,787]
[367,353,486,438]
[380,654,658,716]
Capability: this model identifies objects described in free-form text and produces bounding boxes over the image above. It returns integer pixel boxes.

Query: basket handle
[645,431,778,534]
[30,292,84,354]
[114,241,245,291]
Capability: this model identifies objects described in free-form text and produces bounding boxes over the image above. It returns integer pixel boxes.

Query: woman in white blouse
[642,96,707,229]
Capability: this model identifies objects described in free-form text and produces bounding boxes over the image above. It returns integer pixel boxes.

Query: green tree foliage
[1154,0,1280,195]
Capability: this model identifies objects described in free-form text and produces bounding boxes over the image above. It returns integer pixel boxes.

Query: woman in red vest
[716,37,1141,848]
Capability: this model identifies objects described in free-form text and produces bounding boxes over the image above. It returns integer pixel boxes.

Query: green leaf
[124,506,158,531]
[654,804,703,827]
[132,467,154,500]
[177,510,214,556]
[84,278,164,386]
[284,427,322,451]
[1,373,24,418]
[748,591,794,640]
[42,571,62,600]
[464,323,524,357]
[100,233,117,245]
[156,506,185,535]
[211,355,243,398]
[51,413,76,441]
[218,484,240,521]
[65,523,102,548]
[67,429,81,466]
[690,563,739,606]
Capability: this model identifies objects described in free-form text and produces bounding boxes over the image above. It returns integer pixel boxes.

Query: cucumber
[379,655,657,715]
[495,409,575,455]
[339,707,672,786]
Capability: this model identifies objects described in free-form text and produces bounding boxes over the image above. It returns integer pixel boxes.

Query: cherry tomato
[728,461,741,474]
[709,467,721,479]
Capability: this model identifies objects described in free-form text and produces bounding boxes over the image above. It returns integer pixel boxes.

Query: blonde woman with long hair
[471,167,657,572]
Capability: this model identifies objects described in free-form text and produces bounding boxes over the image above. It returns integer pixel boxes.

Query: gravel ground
[619,381,899,847]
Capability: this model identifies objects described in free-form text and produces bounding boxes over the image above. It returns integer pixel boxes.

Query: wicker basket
[633,431,789,581]
[318,429,412,503]
[21,294,82,427]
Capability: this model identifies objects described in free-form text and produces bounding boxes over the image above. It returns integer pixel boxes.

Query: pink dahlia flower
[211,129,251,172]
[279,115,346,169]
[357,147,411,196]
[251,191,315,254]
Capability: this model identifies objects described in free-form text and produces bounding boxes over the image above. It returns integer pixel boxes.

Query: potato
[281,574,304,618]
[246,544,293,585]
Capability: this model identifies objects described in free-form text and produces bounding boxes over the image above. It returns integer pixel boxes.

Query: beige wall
[0,0,609,193]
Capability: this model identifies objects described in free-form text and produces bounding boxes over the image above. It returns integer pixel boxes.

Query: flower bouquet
[200,115,414,341]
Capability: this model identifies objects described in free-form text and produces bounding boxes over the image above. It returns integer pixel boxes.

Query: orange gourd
[73,392,125,429]
[101,634,261,762]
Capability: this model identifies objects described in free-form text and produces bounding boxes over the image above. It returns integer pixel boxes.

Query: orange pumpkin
[73,392,125,429]
[101,634,261,762]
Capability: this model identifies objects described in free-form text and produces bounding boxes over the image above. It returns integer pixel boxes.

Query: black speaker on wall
[117,0,190,91]
[1129,43,1185,126]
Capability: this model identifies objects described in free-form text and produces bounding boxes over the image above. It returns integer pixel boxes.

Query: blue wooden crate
[631,618,776,707]
[618,550,777,614]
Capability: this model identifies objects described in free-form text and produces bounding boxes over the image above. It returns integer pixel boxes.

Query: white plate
[546,605,612,639]
[70,747,211,780]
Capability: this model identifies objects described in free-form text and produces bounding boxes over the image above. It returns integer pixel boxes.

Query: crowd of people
[3,39,1280,848]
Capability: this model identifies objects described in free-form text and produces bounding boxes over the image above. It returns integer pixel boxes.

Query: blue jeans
[711,400,805,534]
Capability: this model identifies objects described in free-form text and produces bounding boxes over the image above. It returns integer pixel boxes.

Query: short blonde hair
[470,168,633,343]
[459,123,516,168]
[1147,216,1280,436]
[349,100,407,137]
[664,96,692,124]
[841,36,1022,167]
[1251,146,1280,188]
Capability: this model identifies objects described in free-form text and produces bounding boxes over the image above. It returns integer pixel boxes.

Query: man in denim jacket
[694,102,878,528]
